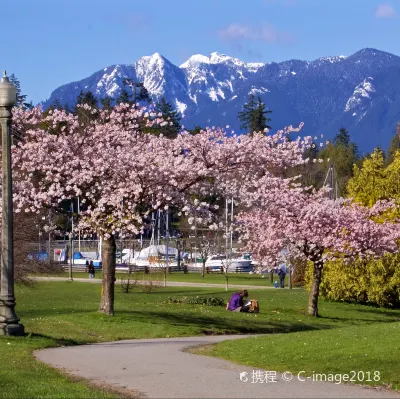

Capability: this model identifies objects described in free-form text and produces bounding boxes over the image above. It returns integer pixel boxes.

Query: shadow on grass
[122,310,335,335]
[319,308,400,323]
[29,333,81,347]
[355,308,400,317]
[19,308,96,317]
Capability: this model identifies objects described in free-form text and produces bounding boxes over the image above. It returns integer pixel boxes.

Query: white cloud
[374,3,397,18]
[218,23,293,44]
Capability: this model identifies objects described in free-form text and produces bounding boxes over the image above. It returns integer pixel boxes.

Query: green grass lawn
[1,282,399,397]
[198,322,400,390]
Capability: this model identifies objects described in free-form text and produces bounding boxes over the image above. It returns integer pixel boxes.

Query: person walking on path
[277,264,287,288]
[88,260,95,279]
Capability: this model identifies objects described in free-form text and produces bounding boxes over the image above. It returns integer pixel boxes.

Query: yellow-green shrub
[305,255,400,308]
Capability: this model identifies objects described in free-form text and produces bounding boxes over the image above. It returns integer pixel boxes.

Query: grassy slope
[1,282,399,397]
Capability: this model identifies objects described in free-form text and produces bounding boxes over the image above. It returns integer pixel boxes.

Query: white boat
[128,245,181,269]
[242,253,260,268]
[204,254,253,273]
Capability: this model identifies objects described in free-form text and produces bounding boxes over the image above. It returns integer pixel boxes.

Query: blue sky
[3,0,399,104]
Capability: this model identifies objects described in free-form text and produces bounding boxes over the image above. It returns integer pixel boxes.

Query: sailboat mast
[230,198,234,253]
[225,198,229,265]
[157,210,161,246]
[166,209,169,267]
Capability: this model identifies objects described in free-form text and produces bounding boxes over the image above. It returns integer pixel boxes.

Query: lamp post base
[0,322,24,336]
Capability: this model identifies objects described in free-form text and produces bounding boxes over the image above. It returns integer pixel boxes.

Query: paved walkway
[35,335,400,398]
[34,276,278,290]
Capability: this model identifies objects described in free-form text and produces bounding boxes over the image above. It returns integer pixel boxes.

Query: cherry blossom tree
[10,105,311,315]
[238,181,400,316]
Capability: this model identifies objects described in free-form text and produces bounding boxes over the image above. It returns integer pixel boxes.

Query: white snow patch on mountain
[188,93,197,104]
[249,87,269,95]
[189,93,197,104]
[138,53,166,69]
[175,100,187,116]
[180,52,264,73]
[95,66,126,96]
[318,56,347,63]
[345,78,375,112]
[247,63,264,72]
[208,88,219,102]
[180,54,210,68]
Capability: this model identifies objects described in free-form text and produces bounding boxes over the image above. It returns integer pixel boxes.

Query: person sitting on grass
[226,289,251,312]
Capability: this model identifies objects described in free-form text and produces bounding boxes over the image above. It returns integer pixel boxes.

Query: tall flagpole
[69,202,74,281]
[77,197,81,253]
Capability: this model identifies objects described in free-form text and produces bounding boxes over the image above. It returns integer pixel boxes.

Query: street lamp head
[0,70,17,107]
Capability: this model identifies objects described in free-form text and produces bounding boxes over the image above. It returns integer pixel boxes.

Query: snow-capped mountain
[43,48,400,153]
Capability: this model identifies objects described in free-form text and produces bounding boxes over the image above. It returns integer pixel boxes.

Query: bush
[119,271,138,293]
[292,259,308,286]
[168,296,226,307]
[141,280,161,294]
[305,254,400,308]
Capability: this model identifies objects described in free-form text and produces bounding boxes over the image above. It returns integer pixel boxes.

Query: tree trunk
[308,262,323,317]
[202,259,206,278]
[100,234,116,315]
[177,246,181,270]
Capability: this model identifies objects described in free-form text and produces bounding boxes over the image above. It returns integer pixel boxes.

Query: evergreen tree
[100,96,113,111]
[334,127,351,146]
[74,90,99,123]
[75,90,98,108]
[154,97,181,138]
[137,84,152,103]
[49,98,63,111]
[9,74,33,108]
[122,79,152,104]
[386,122,400,165]
[237,94,272,134]
[319,127,359,195]
[64,103,72,114]
[188,125,203,135]
[116,87,132,105]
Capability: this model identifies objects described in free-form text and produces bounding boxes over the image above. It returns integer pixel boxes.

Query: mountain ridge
[43,47,400,153]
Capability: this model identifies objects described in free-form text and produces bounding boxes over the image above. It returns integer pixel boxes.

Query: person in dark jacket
[277,264,287,288]
[85,260,89,274]
[88,260,95,279]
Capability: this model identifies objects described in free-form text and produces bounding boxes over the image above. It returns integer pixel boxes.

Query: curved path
[34,276,277,290]
[35,335,400,398]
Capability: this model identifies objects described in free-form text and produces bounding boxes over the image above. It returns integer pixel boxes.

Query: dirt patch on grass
[184,343,215,356]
